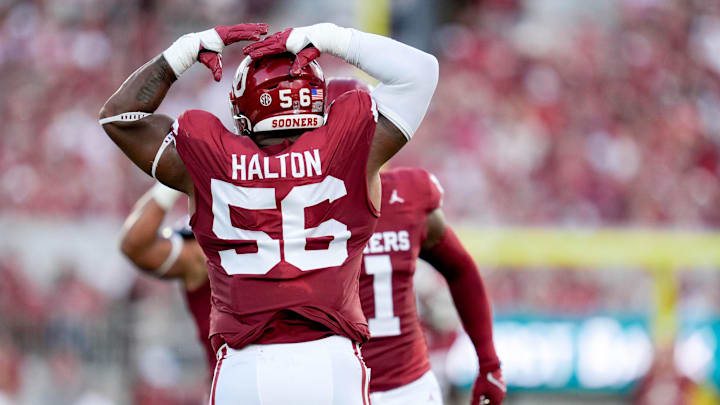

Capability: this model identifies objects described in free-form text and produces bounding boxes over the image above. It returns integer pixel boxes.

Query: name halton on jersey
[363,230,411,254]
[231,149,322,181]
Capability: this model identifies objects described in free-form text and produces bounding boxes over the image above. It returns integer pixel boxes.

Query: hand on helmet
[164,23,267,81]
[199,24,268,81]
[198,24,267,82]
[472,367,506,405]
[243,28,322,76]
[243,28,292,58]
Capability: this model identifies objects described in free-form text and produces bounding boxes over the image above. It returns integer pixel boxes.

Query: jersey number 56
[211,176,350,275]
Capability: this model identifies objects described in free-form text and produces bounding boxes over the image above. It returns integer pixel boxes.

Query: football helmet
[229,52,325,135]
[326,77,370,104]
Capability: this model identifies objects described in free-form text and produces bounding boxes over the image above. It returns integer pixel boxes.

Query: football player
[118,181,214,373]
[328,79,505,405]
[99,23,438,405]
[361,167,505,405]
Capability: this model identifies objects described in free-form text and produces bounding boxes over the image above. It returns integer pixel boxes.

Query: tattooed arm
[99,24,267,194]
[99,55,192,193]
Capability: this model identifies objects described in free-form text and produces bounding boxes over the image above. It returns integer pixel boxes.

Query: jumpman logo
[389,189,405,204]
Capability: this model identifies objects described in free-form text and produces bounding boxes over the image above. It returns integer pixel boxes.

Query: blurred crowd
[0,253,211,404]
[397,0,720,226]
[2,0,720,404]
[3,0,720,226]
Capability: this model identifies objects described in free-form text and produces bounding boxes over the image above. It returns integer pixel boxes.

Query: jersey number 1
[364,255,401,337]
[211,176,350,274]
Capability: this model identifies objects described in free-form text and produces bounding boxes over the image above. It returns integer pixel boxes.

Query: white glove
[162,24,268,80]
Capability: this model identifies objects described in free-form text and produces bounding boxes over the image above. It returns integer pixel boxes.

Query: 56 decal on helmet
[230,52,326,135]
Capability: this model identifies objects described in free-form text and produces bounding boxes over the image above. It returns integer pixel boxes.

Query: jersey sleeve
[324,89,378,154]
[425,171,444,212]
[408,168,443,246]
[174,109,225,145]
[403,168,444,213]
[327,89,378,124]
[173,109,228,177]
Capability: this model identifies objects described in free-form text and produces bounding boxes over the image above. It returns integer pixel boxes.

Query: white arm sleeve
[346,30,439,140]
[288,24,439,140]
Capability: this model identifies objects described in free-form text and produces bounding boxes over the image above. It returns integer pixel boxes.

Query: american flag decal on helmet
[311,88,324,101]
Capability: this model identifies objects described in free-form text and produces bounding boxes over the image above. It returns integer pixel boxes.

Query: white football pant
[369,371,443,405]
[209,335,370,405]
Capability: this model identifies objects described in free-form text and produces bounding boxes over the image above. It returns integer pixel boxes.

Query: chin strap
[98,112,152,125]
[233,115,252,136]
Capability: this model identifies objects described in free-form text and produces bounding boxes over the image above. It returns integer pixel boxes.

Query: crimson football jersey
[359,167,444,392]
[182,280,215,372]
[174,90,378,351]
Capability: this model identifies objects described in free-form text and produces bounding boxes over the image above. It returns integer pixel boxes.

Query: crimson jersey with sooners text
[359,167,444,392]
[174,90,378,351]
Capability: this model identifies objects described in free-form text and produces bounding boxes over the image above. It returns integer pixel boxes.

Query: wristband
[150,181,181,210]
[162,28,224,77]
[155,233,183,277]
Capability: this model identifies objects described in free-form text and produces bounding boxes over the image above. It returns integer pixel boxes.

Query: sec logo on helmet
[259,93,272,107]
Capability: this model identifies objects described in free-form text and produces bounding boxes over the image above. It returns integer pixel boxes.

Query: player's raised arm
[119,182,207,289]
[420,210,506,405]
[99,23,267,193]
[243,24,439,172]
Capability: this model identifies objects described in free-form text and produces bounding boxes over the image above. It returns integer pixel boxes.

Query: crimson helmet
[230,52,326,135]
[326,77,371,104]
